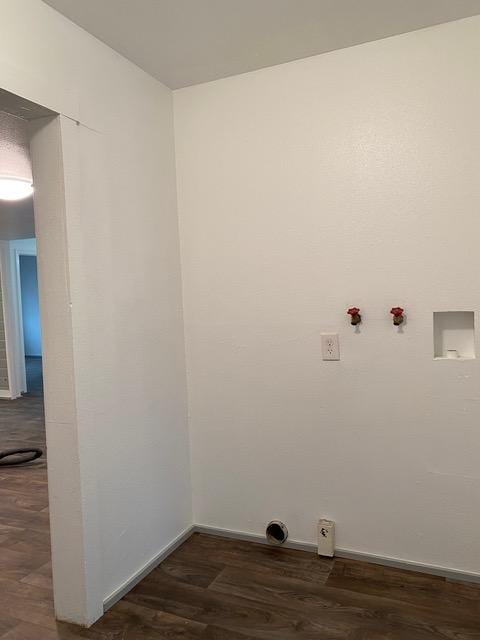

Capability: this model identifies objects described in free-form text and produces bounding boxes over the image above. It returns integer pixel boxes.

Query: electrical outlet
[321,333,340,360]
[318,519,336,557]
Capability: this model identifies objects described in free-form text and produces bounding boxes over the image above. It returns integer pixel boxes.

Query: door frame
[0,103,104,625]
[28,114,104,625]
[1,239,37,398]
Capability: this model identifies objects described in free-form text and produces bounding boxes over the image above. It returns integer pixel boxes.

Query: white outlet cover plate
[321,333,340,361]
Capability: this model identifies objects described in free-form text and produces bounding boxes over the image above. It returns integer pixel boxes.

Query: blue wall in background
[20,255,42,357]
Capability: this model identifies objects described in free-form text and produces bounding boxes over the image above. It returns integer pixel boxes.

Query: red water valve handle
[347,307,362,326]
[390,307,404,325]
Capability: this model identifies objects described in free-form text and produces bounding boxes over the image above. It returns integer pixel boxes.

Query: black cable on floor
[0,448,43,466]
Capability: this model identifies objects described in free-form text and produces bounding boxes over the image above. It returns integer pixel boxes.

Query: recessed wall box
[433,311,475,360]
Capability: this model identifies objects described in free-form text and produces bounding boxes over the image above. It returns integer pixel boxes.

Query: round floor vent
[266,520,288,545]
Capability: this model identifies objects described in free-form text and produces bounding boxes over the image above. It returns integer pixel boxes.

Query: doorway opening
[19,247,43,396]
[0,101,50,619]
[0,88,98,625]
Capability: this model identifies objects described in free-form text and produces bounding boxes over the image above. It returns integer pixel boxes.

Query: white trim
[0,239,37,399]
[0,247,11,399]
[28,114,104,625]
[333,547,480,584]
[0,240,16,399]
[101,522,480,613]
[103,526,195,612]
[194,524,316,553]
[193,525,480,585]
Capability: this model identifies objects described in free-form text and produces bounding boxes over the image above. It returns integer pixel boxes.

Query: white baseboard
[194,524,317,553]
[102,521,480,612]
[193,524,480,585]
[103,525,195,612]
[0,390,12,399]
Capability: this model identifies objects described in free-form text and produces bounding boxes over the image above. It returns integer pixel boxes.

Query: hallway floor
[1,390,480,638]
[24,356,43,397]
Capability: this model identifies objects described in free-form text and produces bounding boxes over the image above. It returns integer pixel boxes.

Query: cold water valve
[347,307,362,326]
[390,307,405,326]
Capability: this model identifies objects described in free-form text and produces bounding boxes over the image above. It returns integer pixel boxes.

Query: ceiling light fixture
[0,111,34,202]
[0,177,33,201]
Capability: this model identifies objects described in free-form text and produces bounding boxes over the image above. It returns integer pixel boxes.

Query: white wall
[0,0,191,623]
[175,16,480,576]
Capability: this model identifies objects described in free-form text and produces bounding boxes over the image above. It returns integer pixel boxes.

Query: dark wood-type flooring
[1,360,479,638]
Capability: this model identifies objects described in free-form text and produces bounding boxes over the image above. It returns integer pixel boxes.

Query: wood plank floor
[1,369,480,638]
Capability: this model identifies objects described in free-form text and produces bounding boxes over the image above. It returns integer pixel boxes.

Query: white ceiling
[43,0,480,89]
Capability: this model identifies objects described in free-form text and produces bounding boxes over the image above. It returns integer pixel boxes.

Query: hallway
[24,356,43,397]
[0,388,53,635]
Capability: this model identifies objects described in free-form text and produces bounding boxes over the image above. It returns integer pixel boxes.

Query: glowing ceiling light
[0,177,33,201]
[0,111,33,202]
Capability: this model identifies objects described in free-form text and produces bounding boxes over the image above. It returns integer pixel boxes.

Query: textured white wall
[0,0,191,622]
[175,16,480,576]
